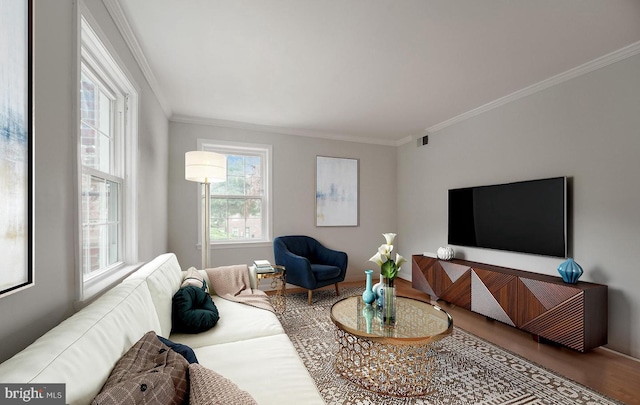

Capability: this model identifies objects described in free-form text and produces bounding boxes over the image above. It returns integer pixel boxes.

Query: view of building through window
[203,143,270,243]
[80,70,120,276]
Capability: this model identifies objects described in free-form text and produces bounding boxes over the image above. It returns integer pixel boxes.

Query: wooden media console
[411,255,608,352]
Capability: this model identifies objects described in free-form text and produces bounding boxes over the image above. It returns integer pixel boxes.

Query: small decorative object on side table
[256,264,286,313]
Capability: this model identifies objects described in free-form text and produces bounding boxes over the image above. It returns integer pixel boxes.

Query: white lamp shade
[185,151,226,183]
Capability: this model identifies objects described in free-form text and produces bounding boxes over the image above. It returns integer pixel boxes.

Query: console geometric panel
[517,279,547,326]
[412,256,472,309]
[521,293,585,351]
[411,256,438,298]
[439,271,471,310]
[520,277,579,309]
[440,261,470,284]
[471,271,515,326]
[472,268,518,324]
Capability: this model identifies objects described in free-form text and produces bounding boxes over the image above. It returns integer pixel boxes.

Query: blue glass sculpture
[557,258,583,284]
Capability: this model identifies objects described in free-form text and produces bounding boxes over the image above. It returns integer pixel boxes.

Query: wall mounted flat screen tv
[448,177,567,258]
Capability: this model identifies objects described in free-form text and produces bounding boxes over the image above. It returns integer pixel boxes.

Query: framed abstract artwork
[316,156,359,227]
[1,0,33,297]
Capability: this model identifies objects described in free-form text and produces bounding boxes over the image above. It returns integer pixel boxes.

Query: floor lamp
[185,151,227,269]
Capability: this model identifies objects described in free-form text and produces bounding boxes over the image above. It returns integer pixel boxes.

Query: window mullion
[82,166,123,184]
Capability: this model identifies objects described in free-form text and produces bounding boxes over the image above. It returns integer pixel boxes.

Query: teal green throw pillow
[171,286,219,334]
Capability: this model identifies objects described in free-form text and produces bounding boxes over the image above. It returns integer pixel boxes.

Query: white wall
[0,0,169,363]
[168,121,397,283]
[398,53,640,357]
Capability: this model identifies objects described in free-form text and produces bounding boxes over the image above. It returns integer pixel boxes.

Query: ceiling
[113,0,640,144]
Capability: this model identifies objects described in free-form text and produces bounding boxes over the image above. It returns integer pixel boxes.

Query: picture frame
[316,156,359,227]
[1,0,34,297]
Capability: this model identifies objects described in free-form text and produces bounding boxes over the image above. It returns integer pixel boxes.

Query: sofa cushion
[124,253,185,337]
[188,363,257,405]
[157,335,198,364]
[193,334,324,405]
[169,295,284,348]
[92,331,189,405]
[172,286,219,333]
[310,264,341,281]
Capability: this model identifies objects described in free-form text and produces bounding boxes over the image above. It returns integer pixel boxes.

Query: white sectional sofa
[0,253,324,405]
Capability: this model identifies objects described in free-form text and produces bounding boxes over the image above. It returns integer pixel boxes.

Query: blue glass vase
[558,258,583,284]
[362,270,376,305]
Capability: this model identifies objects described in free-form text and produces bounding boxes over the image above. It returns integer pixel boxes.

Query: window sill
[76,262,144,310]
[197,241,273,250]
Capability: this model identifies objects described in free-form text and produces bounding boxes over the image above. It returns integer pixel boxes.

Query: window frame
[198,139,273,249]
[75,7,139,302]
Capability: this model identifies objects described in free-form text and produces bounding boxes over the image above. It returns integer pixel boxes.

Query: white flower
[370,233,404,281]
[383,233,396,245]
[369,252,386,267]
[377,244,393,258]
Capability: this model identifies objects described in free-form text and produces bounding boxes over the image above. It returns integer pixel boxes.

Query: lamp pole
[202,181,211,269]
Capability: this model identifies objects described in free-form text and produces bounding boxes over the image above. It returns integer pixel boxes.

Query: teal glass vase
[362,269,376,305]
[558,258,583,284]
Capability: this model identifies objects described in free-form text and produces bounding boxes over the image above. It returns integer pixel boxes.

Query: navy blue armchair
[273,235,348,305]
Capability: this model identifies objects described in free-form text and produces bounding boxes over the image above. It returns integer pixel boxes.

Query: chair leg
[308,290,313,305]
[335,283,340,296]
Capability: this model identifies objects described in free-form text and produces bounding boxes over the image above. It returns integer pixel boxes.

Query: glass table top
[330,295,453,344]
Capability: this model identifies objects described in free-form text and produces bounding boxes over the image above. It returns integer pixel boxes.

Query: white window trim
[197,139,273,248]
[74,3,140,303]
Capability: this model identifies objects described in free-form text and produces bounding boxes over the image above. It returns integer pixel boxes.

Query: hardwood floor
[295,279,640,404]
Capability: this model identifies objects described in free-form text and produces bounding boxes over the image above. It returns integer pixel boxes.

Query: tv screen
[448,177,567,258]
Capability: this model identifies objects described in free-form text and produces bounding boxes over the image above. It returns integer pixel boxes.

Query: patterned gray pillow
[188,363,258,405]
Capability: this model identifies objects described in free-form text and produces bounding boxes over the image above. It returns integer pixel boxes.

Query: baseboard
[600,346,640,363]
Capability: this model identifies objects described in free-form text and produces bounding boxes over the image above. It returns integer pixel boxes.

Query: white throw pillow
[181,267,208,293]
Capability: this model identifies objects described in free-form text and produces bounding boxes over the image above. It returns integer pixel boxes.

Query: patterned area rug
[276,287,620,405]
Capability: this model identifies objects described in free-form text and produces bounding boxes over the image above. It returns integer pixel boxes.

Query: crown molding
[101,1,640,147]
[424,40,640,135]
[170,114,400,146]
[103,0,171,117]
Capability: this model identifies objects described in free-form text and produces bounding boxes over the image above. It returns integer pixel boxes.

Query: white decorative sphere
[437,246,454,260]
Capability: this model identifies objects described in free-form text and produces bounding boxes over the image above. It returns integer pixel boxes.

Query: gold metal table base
[334,328,437,397]
[256,265,286,314]
[268,275,286,314]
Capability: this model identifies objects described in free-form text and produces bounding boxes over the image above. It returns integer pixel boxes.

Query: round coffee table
[329,295,453,397]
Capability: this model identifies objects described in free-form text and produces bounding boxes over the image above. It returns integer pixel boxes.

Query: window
[78,15,138,299]
[200,141,271,245]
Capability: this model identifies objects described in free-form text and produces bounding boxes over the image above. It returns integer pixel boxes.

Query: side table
[256,264,286,314]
